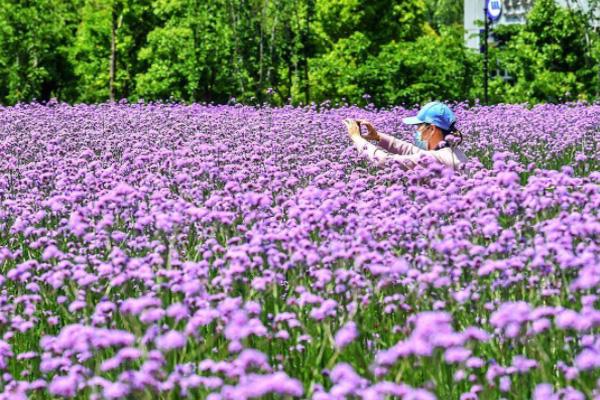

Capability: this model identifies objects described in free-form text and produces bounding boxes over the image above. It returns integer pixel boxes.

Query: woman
[344,101,468,171]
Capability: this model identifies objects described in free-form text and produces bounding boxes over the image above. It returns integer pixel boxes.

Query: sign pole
[484,3,489,106]
[483,0,502,106]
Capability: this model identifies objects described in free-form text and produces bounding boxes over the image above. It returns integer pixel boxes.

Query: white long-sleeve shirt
[351,132,468,170]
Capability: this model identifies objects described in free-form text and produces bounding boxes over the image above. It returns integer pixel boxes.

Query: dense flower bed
[0,101,598,399]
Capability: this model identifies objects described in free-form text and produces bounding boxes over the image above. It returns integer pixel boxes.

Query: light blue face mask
[413,129,428,150]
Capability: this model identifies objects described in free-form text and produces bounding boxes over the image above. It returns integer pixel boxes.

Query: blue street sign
[486,0,502,21]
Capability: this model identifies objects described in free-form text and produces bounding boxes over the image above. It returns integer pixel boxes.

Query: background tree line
[0,0,598,107]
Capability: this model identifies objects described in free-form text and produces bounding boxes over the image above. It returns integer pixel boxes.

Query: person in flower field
[344,101,468,170]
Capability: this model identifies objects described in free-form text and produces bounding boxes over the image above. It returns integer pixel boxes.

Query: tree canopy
[0,0,598,107]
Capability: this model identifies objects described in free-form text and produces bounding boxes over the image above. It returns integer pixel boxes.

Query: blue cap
[402,101,456,131]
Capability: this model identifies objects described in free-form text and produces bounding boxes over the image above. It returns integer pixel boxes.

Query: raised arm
[350,137,426,170]
[377,132,421,156]
[344,120,425,170]
[355,119,420,156]
[346,120,461,170]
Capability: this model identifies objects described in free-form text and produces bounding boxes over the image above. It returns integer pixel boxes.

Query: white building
[464,0,597,50]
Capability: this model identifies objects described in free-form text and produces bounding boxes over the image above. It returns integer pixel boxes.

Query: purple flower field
[0,101,598,399]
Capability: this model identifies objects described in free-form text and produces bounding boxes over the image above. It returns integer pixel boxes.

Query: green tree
[0,0,79,104]
[309,31,371,104]
[69,0,155,103]
[135,0,248,103]
[309,0,434,106]
[489,0,597,103]
[310,26,478,107]
[0,0,597,106]
[314,0,426,50]
[423,0,463,33]
[365,26,479,106]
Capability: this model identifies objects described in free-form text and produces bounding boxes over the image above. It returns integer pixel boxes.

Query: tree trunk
[109,5,117,102]
[301,0,314,104]
[191,0,200,101]
[267,5,278,96]
[229,0,245,96]
[258,1,265,103]
[293,1,300,104]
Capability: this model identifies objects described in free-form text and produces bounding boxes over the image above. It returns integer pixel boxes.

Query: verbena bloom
[533,384,554,400]
[103,382,130,399]
[1,102,599,399]
[221,371,303,399]
[499,376,511,392]
[48,374,78,398]
[309,299,338,321]
[574,348,600,371]
[155,330,186,352]
[444,347,472,363]
[334,321,358,350]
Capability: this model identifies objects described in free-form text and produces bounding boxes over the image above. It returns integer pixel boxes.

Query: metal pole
[484,2,489,106]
